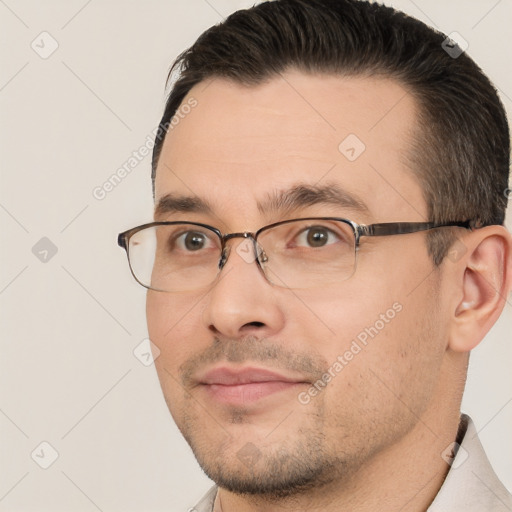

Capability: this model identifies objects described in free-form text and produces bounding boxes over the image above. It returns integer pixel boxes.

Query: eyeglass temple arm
[357,220,476,237]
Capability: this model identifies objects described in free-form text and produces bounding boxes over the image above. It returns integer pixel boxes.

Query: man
[118,0,512,510]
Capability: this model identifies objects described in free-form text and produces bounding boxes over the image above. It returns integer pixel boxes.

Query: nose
[201,237,285,340]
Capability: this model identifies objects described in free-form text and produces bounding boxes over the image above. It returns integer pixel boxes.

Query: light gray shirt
[190,414,512,511]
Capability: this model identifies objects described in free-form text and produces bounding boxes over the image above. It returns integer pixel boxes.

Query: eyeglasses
[117,217,475,292]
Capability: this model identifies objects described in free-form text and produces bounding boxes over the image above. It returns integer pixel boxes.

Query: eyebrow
[154,182,371,220]
[259,182,370,219]
[154,194,213,218]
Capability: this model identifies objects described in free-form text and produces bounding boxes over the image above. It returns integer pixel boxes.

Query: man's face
[147,72,449,494]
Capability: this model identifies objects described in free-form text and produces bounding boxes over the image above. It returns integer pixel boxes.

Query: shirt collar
[427,413,512,511]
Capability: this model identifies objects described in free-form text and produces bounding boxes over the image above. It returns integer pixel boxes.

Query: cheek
[291,279,403,356]
[349,287,443,418]
[301,265,444,403]
[146,291,206,375]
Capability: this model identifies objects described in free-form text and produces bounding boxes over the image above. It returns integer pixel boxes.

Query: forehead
[154,71,427,227]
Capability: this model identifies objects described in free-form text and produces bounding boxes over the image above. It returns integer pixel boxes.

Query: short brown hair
[152,0,510,265]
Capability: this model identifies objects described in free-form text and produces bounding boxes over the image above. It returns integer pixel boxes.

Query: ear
[448,225,512,353]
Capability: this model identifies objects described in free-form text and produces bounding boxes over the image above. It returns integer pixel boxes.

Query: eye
[174,230,216,252]
[294,225,340,248]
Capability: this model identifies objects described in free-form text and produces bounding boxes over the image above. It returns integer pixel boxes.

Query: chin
[189,429,349,498]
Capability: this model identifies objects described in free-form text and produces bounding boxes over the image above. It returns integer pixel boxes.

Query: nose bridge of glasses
[222,231,255,243]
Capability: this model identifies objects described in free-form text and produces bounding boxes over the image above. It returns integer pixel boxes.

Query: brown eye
[174,231,213,252]
[306,227,329,247]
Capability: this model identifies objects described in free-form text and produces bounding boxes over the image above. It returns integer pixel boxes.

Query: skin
[146,71,512,511]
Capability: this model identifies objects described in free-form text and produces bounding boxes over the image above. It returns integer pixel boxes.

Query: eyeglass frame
[117,217,479,291]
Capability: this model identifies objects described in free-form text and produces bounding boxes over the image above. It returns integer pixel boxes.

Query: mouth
[196,366,310,406]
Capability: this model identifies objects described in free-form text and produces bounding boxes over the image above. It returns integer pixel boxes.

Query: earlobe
[448,228,512,353]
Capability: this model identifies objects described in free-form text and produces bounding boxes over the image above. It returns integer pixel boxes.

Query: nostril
[245,321,265,328]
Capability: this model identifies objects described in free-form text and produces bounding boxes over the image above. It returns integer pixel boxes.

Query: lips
[197,367,309,405]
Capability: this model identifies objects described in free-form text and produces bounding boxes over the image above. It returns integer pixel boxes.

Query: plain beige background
[0,1,511,510]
